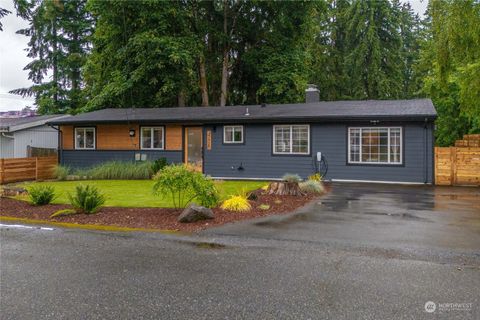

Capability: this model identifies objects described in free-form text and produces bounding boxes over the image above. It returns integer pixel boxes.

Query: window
[348,127,402,164]
[75,127,95,149]
[141,127,164,149]
[224,125,244,144]
[273,125,310,155]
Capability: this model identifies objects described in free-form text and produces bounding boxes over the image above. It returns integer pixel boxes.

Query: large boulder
[178,203,214,223]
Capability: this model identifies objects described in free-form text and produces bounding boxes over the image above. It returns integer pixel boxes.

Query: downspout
[431,121,436,185]
[48,125,62,165]
[423,118,428,184]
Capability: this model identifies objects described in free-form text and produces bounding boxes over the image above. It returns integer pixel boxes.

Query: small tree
[152,164,219,209]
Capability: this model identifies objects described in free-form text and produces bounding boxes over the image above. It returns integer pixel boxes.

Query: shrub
[308,173,322,182]
[50,209,77,218]
[152,164,219,209]
[221,195,251,212]
[54,165,70,181]
[282,173,302,183]
[151,158,168,175]
[68,185,105,214]
[194,176,220,208]
[299,180,324,194]
[28,185,55,205]
[85,161,153,180]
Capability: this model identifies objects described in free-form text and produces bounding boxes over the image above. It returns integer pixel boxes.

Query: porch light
[129,129,136,137]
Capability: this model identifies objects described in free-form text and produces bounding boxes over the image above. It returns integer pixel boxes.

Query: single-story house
[48,87,437,184]
[0,115,69,158]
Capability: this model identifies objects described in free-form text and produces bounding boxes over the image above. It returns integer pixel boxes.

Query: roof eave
[47,114,437,126]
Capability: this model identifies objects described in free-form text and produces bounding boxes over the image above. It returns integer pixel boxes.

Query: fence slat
[0,156,57,184]
[435,147,480,186]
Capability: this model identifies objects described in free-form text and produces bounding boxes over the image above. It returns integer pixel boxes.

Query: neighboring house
[48,87,437,184]
[0,115,69,158]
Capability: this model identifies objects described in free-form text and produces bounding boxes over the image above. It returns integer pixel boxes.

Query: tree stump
[267,182,305,196]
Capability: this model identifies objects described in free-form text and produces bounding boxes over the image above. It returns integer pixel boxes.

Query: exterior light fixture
[129,129,136,137]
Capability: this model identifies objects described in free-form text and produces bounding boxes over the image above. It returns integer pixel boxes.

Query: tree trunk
[220,50,228,106]
[220,1,228,107]
[71,30,80,110]
[178,90,186,107]
[52,20,58,108]
[267,182,305,196]
[199,55,209,106]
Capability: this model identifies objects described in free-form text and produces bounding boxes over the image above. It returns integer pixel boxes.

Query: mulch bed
[0,191,320,233]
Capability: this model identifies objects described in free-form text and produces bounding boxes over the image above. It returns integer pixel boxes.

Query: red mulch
[0,191,320,232]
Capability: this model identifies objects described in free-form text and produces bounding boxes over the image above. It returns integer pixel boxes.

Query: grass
[17,180,267,208]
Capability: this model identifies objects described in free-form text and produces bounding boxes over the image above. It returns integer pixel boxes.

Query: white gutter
[1,132,14,139]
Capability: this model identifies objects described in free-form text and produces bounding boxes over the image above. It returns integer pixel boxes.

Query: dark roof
[48,99,437,125]
[0,114,70,132]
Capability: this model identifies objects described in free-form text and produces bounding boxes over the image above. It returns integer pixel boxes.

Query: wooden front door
[184,127,203,172]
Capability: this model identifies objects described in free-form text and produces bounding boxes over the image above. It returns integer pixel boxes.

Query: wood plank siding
[97,124,139,149]
[165,125,182,150]
[60,125,74,149]
[60,124,183,151]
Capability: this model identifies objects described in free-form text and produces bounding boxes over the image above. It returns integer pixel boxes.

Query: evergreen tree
[343,0,403,99]
[84,0,318,109]
[395,0,423,98]
[416,0,480,146]
[310,0,350,100]
[84,0,199,110]
[0,7,11,31]
[10,0,92,114]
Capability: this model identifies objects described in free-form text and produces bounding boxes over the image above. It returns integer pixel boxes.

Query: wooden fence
[435,147,480,186]
[0,156,58,184]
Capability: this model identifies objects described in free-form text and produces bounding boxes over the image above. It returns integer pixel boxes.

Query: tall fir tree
[11,0,92,114]
[310,0,350,100]
[343,0,403,99]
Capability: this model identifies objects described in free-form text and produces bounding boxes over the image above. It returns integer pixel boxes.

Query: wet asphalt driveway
[1,183,479,319]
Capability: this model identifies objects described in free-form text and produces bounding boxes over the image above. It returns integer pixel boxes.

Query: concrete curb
[0,216,184,234]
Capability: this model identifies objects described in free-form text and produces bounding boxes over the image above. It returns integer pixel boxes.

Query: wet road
[1,183,479,319]
[206,183,480,254]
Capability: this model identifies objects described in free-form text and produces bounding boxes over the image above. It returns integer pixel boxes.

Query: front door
[184,127,203,172]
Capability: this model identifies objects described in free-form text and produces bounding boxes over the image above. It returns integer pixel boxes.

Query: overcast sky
[0,0,429,112]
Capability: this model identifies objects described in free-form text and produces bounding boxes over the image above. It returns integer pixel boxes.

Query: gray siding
[13,125,58,158]
[0,135,14,158]
[59,121,434,184]
[61,150,182,168]
[204,122,434,183]
[1,125,58,159]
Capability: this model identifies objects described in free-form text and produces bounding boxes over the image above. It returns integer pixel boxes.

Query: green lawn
[17,180,267,208]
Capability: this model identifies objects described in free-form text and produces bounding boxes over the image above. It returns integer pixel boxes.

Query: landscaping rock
[178,203,214,223]
[247,189,262,201]
[1,186,28,197]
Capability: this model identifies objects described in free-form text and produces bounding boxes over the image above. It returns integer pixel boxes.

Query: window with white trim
[348,127,402,164]
[273,125,310,155]
[223,125,244,143]
[141,127,164,150]
[75,127,95,149]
